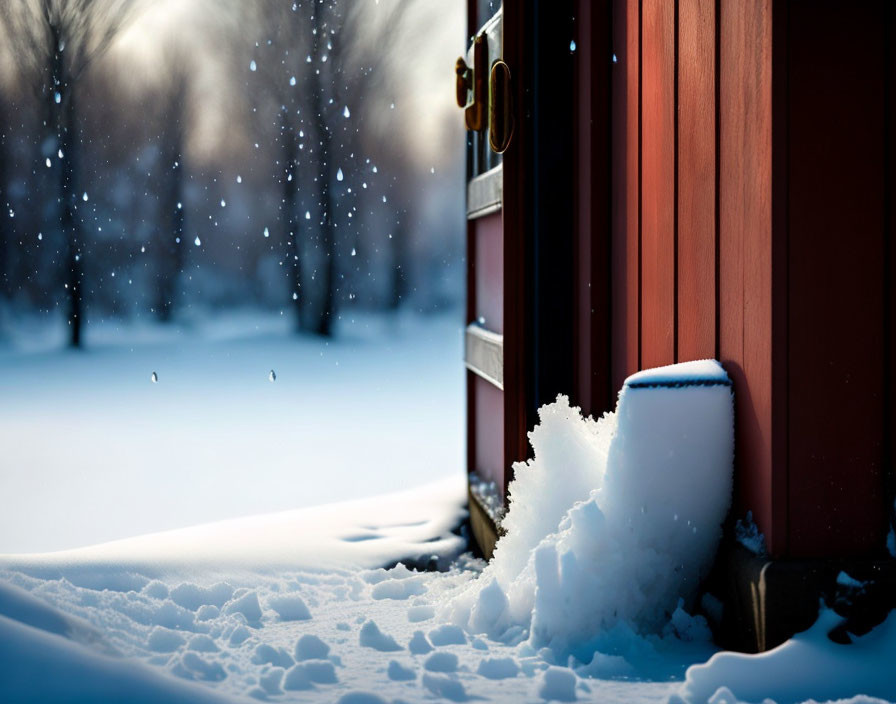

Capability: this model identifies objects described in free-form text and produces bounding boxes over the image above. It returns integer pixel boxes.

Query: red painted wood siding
[640,0,676,370]
[677,0,716,362]
[610,0,640,394]
[604,0,894,558]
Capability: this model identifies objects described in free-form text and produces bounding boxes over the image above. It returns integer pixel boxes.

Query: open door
[461,1,583,557]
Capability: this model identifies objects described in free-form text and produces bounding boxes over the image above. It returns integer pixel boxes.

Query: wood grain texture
[677,0,716,362]
[640,0,676,370]
[719,0,779,554]
[501,0,528,496]
[611,0,641,392]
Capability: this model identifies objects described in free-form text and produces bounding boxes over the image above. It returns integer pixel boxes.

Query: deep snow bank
[447,360,735,663]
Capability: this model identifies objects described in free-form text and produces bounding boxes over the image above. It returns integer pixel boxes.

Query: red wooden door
[463,6,521,555]
[463,1,577,556]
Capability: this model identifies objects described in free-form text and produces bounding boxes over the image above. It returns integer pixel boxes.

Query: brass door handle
[488,60,513,153]
[455,34,486,132]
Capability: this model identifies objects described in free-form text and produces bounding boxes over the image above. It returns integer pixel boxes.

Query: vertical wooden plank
[719,0,779,554]
[887,0,896,547]
[677,0,716,362]
[501,1,528,497]
[611,0,641,392]
[466,0,478,484]
[575,0,595,413]
[786,1,887,558]
[640,0,676,369]
[573,0,612,417]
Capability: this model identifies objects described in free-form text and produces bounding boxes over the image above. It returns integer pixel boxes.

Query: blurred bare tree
[250,0,408,336]
[154,47,191,322]
[0,0,141,347]
[0,93,10,310]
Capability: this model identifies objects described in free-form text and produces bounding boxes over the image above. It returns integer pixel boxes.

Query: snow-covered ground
[0,478,690,704]
[0,310,464,553]
[2,325,894,704]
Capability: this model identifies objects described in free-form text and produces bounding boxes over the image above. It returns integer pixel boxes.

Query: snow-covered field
[0,478,691,704]
[0,310,464,553]
[1,320,894,704]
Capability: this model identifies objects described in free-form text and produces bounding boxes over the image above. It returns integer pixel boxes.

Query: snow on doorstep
[446,360,735,666]
[672,608,896,704]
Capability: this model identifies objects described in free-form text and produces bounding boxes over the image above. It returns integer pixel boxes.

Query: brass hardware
[455,57,471,108]
[488,60,513,153]
[456,34,487,132]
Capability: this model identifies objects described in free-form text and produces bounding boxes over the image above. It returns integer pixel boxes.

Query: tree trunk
[156,131,185,321]
[0,95,9,308]
[309,5,336,338]
[51,32,83,349]
[281,111,305,332]
[389,216,410,310]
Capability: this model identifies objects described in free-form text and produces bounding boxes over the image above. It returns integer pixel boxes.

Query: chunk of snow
[337,693,388,704]
[429,623,466,646]
[294,633,329,661]
[387,660,416,681]
[538,666,577,701]
[224,591,262,624]
[267,593,311,621]
[408,629,433,654]
[186,634,218,653]
[251,643,294,668]
[477,657,519,679]
[282,663,313,690]
[142,581,168,599]
[170,582,233,611]
[359,620,401,651]
[146,626,185,652]
[424,651,458,672]
[301,659,338,683]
